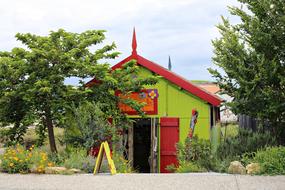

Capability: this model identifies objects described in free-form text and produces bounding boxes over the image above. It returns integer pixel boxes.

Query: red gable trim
[86,53,222,106]
[112,54,221,106]
[136,55,222,106]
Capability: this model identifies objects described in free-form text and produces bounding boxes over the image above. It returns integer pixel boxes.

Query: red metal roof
[86,29,222,106]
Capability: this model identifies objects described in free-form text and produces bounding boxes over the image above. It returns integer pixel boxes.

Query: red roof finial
[132,27,137,55]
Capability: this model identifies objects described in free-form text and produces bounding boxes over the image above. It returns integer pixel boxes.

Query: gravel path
[0,173,284,190]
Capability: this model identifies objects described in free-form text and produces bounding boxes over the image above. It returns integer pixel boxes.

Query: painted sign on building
[117,89,158,115]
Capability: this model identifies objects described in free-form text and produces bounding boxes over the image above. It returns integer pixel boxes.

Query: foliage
[174,161,207,173]
[0,145,32,173]
[221,124,239,139]
[22,127,64,151]
[29,146,54,174]
[63,102,114,150]
[0,128,9,145]
[0,145,54,174]
[84,59,157,148]
[0,76,33,145]
[35,123,47,147]
[0,29,157,152]
[211,122,221,155]
[242,146,285,175]
[48,151,68,167]
[209,0,285,143]
[112,152,134,173]
[63,148,96,173]
[175,136,214,172]
[217,128,277,161]
[177,136,214,170]
[212,157,234,173]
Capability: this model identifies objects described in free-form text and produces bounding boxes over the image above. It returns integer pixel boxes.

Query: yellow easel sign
[93,141,117,175]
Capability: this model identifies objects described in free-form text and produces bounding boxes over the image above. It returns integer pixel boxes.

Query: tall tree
[0,51,33,143]
[209,0,285,142]
[0,29,157,152]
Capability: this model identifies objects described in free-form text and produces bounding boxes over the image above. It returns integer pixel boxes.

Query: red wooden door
[160,117,179,173]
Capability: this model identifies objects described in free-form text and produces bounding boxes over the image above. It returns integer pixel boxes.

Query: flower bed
[0,145,54,174]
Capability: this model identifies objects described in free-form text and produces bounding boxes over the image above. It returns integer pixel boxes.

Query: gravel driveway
[0,173,284,190]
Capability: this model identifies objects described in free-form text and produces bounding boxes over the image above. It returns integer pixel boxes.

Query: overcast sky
[0,0,240,84]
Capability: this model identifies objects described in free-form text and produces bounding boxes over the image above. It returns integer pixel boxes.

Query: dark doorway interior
[133,118,151,173]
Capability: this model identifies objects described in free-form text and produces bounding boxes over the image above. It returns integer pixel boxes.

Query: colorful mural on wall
[117,89,159,115]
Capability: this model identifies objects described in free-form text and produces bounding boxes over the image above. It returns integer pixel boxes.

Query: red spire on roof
[86,29,222,106]
[132,28,137,55]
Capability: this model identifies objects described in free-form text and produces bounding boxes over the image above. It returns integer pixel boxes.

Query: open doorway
[133,118,151,172]
[130,118,158,173]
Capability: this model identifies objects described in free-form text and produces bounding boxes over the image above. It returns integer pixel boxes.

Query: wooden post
[224,122,227,142]
[150,118,158,173]
[128,126,134,167]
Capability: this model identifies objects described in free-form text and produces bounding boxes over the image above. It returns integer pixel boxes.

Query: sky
[0,0,240,84]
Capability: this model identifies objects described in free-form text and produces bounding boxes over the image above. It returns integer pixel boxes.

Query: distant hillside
[190,80,214,84]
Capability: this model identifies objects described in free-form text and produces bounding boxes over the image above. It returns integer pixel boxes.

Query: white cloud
[0,0,240,81]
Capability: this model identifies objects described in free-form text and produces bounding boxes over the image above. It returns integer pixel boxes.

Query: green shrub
[112,152,134,173]
[0,145,31,173]
[211,122,221,154]
[29,147,54,173]
[63,102,114,150]
[175,161,207,173]
[48,151,68,167]
[63,148,96,173]
[221,124,239,139]
[217,128,277,161]
[0,145,54,174]
[177,136,214,171]
[211,157,236,173]
[242,146,285,175]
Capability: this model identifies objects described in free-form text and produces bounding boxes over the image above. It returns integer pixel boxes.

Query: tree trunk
[44,106,57,153]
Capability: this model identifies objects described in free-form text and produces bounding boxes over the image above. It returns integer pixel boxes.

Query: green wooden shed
[87,29,222,173]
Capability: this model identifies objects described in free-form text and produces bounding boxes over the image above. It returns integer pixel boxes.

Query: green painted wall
[131,66,211,172]
[137,66,211,141]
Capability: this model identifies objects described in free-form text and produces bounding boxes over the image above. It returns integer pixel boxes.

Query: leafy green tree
[0,53,34,144]
[64,102,114,149]
[62,60,157,151]
[0,29,157,152]
[209,0,285,142]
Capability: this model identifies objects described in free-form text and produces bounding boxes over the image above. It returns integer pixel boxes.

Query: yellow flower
[47,162,53,167]
[9,163,14,167]
[14,157,19,161]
